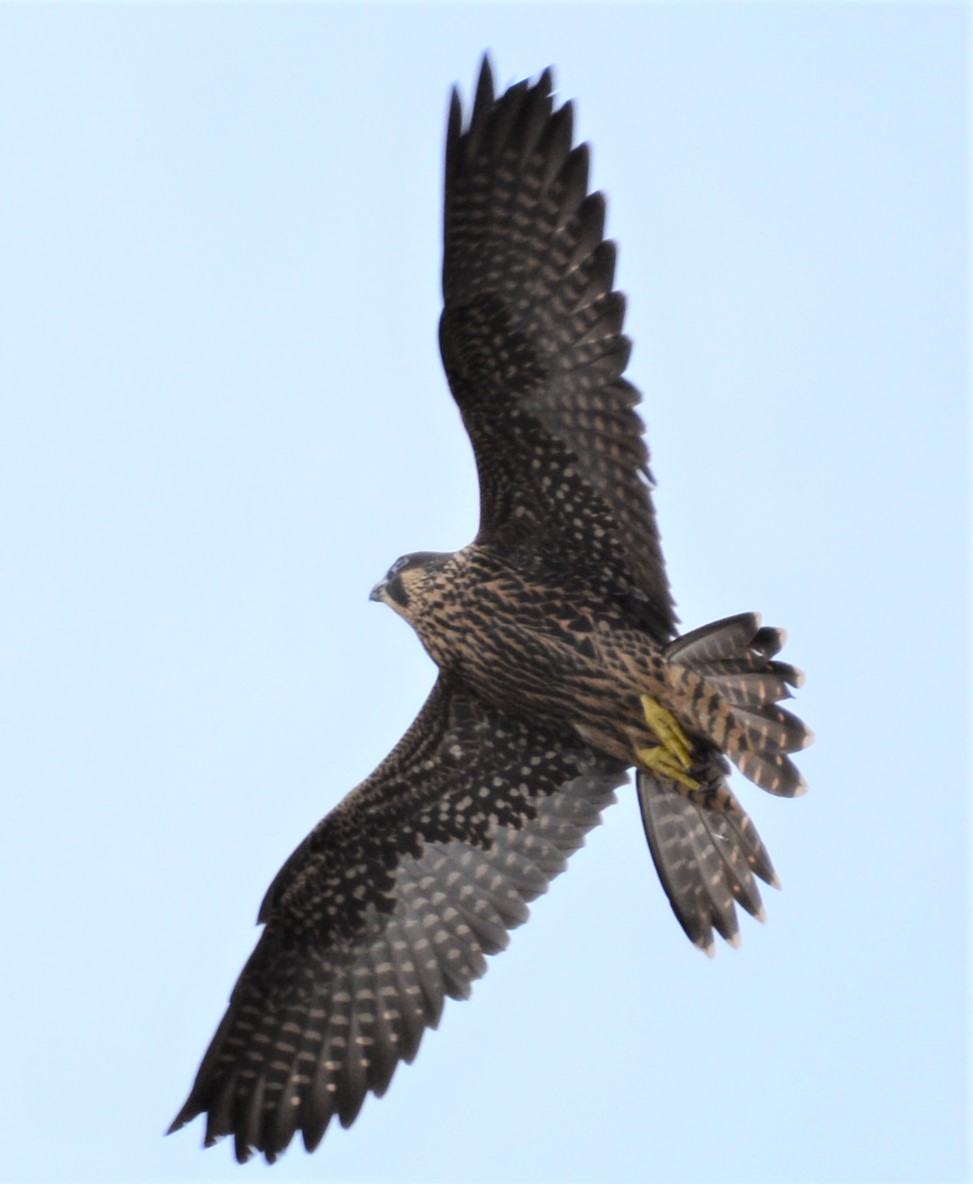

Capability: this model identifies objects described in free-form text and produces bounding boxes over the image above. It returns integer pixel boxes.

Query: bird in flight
[169,56,811,1164]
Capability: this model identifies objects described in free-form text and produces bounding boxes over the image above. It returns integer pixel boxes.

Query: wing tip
[165,1112,186,1137]
[167,1089,205,1138]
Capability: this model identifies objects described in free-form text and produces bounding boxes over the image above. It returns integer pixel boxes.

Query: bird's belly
[422,611,671,764]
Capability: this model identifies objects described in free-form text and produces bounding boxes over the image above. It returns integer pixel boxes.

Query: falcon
[169,57,811,1164]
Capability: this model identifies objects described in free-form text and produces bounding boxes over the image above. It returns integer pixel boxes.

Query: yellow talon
[639,694,694,769]
[637,745,701,790]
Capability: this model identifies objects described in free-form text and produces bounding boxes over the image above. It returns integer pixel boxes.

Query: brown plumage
[169,57,811,1164]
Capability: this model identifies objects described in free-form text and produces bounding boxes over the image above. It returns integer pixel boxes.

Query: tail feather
[666,613,761,663]
[735,749,807,798]
[670,614,804,689]
[731,702,810,754]
[640,612,808,952]
[667,613,812,799]
[699,668,794,707]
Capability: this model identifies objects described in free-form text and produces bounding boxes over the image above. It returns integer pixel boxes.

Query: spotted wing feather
[440,57,675,640]
[168,678,627,1163]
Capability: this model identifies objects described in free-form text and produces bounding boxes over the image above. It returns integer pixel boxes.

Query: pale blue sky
[1,4,968,1183]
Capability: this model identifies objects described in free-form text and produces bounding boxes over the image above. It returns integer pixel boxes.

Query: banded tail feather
[638,612,811,953]
[669,613,813,798]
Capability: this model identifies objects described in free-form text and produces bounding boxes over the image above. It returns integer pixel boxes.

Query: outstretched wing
[440,58,676,641]
[169,677,627,1163]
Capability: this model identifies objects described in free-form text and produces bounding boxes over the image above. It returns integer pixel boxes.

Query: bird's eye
[390,556,410,576]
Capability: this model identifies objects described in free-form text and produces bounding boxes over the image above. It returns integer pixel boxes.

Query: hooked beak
[369,579,386,603]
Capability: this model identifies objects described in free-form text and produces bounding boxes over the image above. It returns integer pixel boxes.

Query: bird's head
[369,552,452,624]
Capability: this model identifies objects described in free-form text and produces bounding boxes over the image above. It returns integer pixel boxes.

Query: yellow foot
[637,745,701,790]
[637,694,700,789]
[640,694,694,768]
